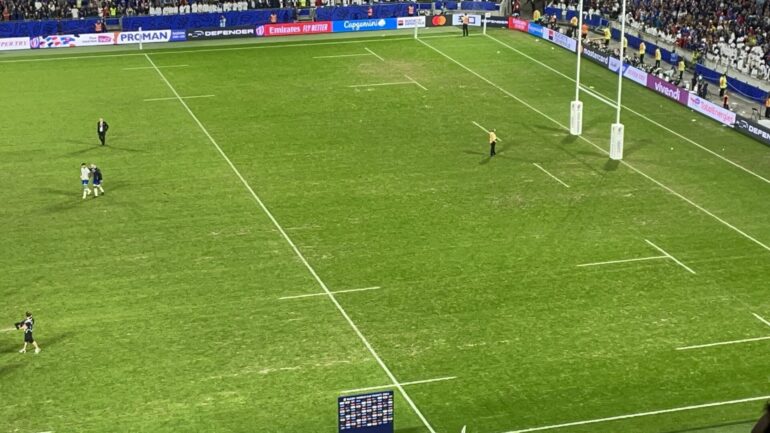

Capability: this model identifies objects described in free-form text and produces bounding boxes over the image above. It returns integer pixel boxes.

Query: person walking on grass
[81,162,92,199]
[462,14,469,37]
[15,312,41,354]
[489,128,497,157]
[90,164,104,197]
[97,117,109,146]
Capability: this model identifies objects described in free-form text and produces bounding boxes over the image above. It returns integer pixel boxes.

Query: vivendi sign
[646,75,689,105]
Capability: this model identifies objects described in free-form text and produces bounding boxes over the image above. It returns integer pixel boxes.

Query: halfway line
[503,395,770,432]
[144,94,215,102]
[577,255,667,268]
[280,286,382,300]
[341,376,457,394]
[365,47,385,62]
[645,239,696,274]
[124,64,188,70]
[142,53,437,433]
[348,81,413,88]
[532,163,570,188]
[676,335,770,350]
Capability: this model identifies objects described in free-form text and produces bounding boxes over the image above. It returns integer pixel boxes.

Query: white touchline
[503,395,770,432]
[0,327,16,333]
[348,81,413,88]
[313,53,374,59]
[752,312,770,328]
[143,53,437,433]
[416,38,770,253]
[471,121,503,141]
[341,376,457,394]
[486,33,770,185]
[644,239,696,274]
[365,47,385,62]
[404,74,428,91]
[280,286,382,300]
[676,335,770,350]
[532,163,570,188]
[123,64,188,70]
[576,255,667,267]
[143,95,215,102]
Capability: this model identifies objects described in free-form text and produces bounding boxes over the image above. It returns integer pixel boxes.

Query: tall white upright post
[483,12,489,35]
[139,26,143,51]
[610,0,627,160]
[570,0,585,136]
[414,22,418,39]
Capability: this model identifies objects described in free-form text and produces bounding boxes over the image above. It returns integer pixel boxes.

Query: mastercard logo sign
[431,16,447,26]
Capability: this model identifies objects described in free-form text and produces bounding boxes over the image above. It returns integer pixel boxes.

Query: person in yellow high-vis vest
[654,47,661,68]
[603,27,611,47]
[569,15,578,37]
[677,58,685,81]
[638,41,646,64]
[622,36,628,50]
[719,73,728,97]
[533,9,541,22]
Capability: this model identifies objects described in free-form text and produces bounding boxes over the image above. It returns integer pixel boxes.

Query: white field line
[404,74,428,91]
[348,81,413,88]
[313,53,373,59]
[503,395,770,433]
[123,64,188,70]
[144,94,215,102]
[752,312,770,328]
[676,335,770,350]
[365,47,385,62]
[280,286,382,300]
[0,34,473,65]
[576,255,667,268]
[143,53,437,433]
[0,327,16,333]
[580,85,616,107]
[532,163,570,188]
[471,121,503,141]
[644,239,696,274]
[416,38,770,253]
[486,33,770,186]
[341,376,457,394]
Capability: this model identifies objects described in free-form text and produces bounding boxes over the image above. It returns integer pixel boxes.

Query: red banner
[508,17,529,32]
[255,21,332,37]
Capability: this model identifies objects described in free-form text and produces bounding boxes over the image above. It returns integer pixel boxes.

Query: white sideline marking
[532,163,570,188]
[503,395,770,433]
[365,47,385,62]
[144,94,215,102]
[416,38,770,253]
[644,239,696,274]
[576,255,666,268]
[404,74,428,91]
[471,121,503,141]
[143,53,437,433]
[313,53,373,59]
[123,64,188,70]
[0,33,470,65]
[341,376,457,394]
[0,327,16,333]
[280,286,382,300]
[676,335,770,350]
[486,34,770,186]
[753,312,770,328]
[348,81,413,88]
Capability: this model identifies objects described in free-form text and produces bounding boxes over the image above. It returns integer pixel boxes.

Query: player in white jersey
[80,163,92,199]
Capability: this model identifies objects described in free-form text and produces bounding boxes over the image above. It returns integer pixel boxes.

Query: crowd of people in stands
[0,0,286,21]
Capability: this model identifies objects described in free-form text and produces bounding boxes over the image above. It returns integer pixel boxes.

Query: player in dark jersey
[90,164,104,197]
[15,312,41,354]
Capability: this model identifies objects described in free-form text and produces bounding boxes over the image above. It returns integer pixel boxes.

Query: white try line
[123,64,188,70]
[415,37,770,253]
[341,376,457,394]
[143,53,437,433]
[486,33,770,186]
[365,47,385,62]
[644,239,696,274]
[753,312,770,328]
[404,74,428,91]
[676,335,770,350]
[280,286,382,300]
[144,94,215,102]
[471,121,503,141]
[503,394,770,433]
[576,255,667,268]
[532,163,570,188]
[313,53,374,59]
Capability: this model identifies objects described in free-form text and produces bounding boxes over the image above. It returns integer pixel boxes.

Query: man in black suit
[97,118,109,146]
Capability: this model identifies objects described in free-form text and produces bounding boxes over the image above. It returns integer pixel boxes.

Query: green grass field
[1,27,769,433]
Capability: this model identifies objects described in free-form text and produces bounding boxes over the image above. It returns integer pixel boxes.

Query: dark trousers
[98,132,106,145]
[639,54,644,64]
[490,141,496,156]
[719,88,726,97]
[462,24,468,36]
[765,107,770,118]
[655,59,660,68]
